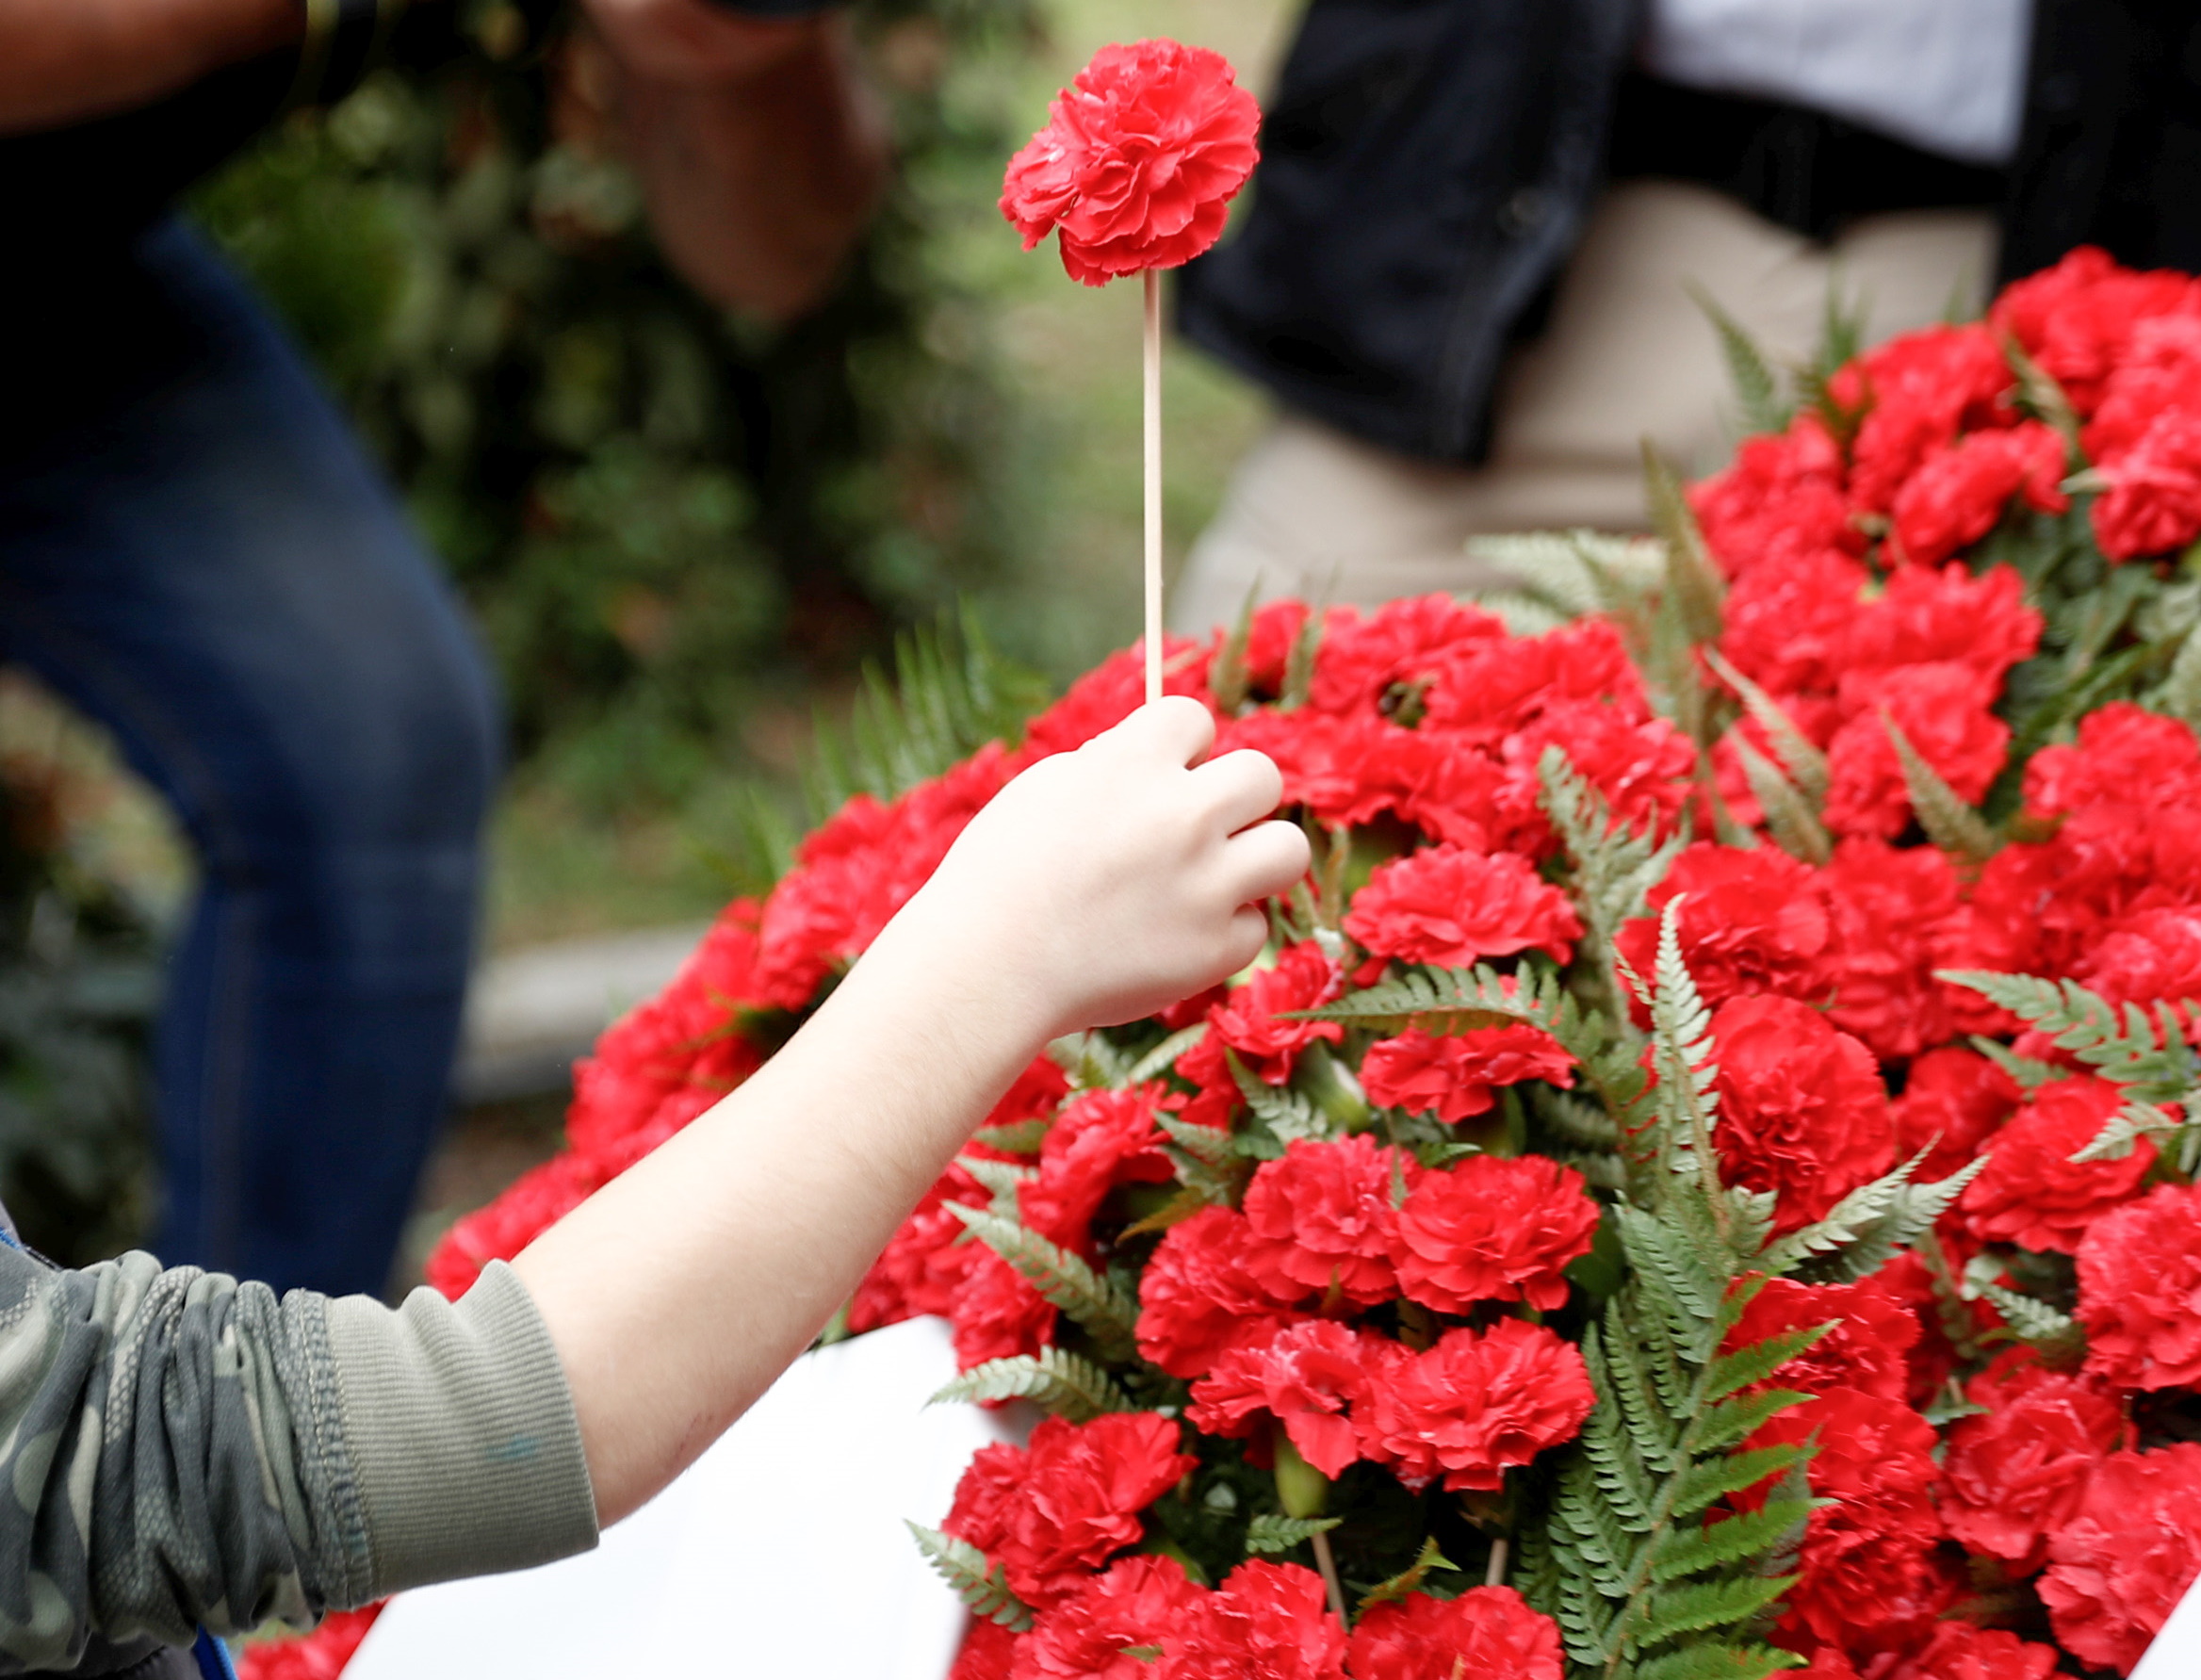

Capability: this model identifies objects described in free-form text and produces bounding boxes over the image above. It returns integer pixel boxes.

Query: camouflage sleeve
[0,1249,596,1670]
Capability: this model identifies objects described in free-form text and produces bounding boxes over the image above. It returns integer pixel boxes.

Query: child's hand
[894,697,1311,1043]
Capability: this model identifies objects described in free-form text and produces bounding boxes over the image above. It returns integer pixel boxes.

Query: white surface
[347,1316,1005,1680]
[1642,0,2030,166]
[2134,1574,2201,1679]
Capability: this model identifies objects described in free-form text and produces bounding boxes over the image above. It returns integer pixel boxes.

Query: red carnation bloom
[1751,1389,1951,1658]
[1002,40,1260,286]
[1015,1555,1204,1680]
[1889,1046,2021,1183]
[1839,322,2018,514]
[1361,1318,1594,1492]
[2079,1180,2201,1390]
[1707,994,1896,1234]
[1989,245,2201,416]
[2087,312,2201,460]
[954,1619,1020,1680]
[2024,700,2201,820]
[1310,593,1509,719]
[1240,1136,1408,1308]
[1822,662,2009,840]
[1207,943,1345,1084]
[1959,1075,2154,1254]
[1358,1023,1573,1124]
[235,1607,383,1680]
[1890,422,2067,566]
[1022,640,1217,758]
[1719,546,1869,695]
[1493,698,1697,852]
[1818,838,1965,1060]
[1392,1152,1600,1313]
[1883,1623,2062,1680]
[1344,843,1582,972]
[2077,905,2201,1019]
[1155,1560,1345,1680]
[945,1413,1197,1608]
[1615,843,1833,1016]
[1419,619,1647,747]
[850,1160,991,1332]
[426,1151,606,1298]
[951,1248,1058,1371]
[1723,1275,1917,1403]
[1136,1207,1305,1378]
[1187,1319,1388,1476]
[1344,1586,1564,1680]
[2040,1443,2201,1673]
[1689,414,1860,578]
[2095,406,2201,559]
[1942,1366,2120,1574]
[1846,562,2044,691]
[1019,1084,1175,1248]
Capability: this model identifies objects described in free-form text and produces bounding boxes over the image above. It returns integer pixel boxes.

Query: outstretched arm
[0,0,300,133]
[579,0,889,320]
[514,697,1310,1522]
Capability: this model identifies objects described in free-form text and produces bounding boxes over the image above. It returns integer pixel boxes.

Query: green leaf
[2071,1095,2186,1163]
[1689,285,1790,436]
[1355,1535,1457,1611]
[1729,733,1832,867]
[1696,1388,1816,1456]
[970,1116,1053,1156]
[1650,1499,1817,1583]
[945,1202,1141,1358]
[1124,1022,1210,1087]
[1936,970,2200,1101]
[1701,648,1829,806]
[1704,1328,1831,1403]
[1671,1443,1808,1518]
[1644,442,1726,645]
[2161,623,2201,731]
[1757,1150,1988,1281]
[1627,1641,1807,1680]
[928,1349,1133,1422]
[1880,710,2000,861]
[1632,1574,1795,1652]
[1243,1512,1342,1556]
[905,1522,1035,1630]
[1212,582,1261,713]
[956,1154,1036,1220]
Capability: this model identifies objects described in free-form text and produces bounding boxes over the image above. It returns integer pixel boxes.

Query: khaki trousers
[1169,180,1998,635]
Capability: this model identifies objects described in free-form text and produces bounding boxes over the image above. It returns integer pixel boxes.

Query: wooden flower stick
[1144,269,1165,704]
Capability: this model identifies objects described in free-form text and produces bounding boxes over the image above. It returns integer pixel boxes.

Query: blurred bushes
[194,0,1044,810]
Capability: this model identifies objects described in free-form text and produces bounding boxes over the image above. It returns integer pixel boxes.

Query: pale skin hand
[0,0,299,135]
[513,698,1310,1525]
[576,0,889,320]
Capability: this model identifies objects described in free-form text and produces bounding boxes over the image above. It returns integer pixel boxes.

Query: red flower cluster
[1001,40,1261,286]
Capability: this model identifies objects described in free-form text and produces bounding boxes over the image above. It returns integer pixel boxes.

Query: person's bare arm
[0,0,301,134]
[514,699,1311,1525]
[579,0,889,320]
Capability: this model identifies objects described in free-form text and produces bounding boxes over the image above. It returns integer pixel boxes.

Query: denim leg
[0,220,501,1298]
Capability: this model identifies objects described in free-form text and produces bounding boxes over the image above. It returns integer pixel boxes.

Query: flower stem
[1310,1527,1347,1622]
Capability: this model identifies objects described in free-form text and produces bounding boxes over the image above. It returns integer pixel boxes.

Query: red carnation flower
[1419,619,1647,747]
[1344,843,1582,972]
[1822,662,2009,840]
[1890,422,2067,566]
[1308,593,1509,719]
[1019,1084,1175,1248]
[1344,1586,1564,1680]
[2095,406,2201,559]
[1615,843,1833,1016]
[1001,40,1260,286]
[1959,1075,2154,1255]
[1155,1560,1345,1680]
[1358,1023,1573,1124]
[850,1160,991,1332]
[1135,1206,1304,1378]
[2077,905,2201,1019]
[1187,1319,1388,1476]
[1392,1152,1600,1313]
[1838,322,2018,514]
[1846,562,2044,691]
[1818,838,1965,1060]
[2040,1443,2201,1673]
[1750,1389,1951,1658]
[951,1248,1058,1371]
[1942,1365,2120,1574]
[1493,698,1697,851]
[1989,245,2201,416]
[2024,700,2201,821]
[1883,1623,2062,1680]
[1706,994,1896,1234]
[1022,640,1217,758]
[2079,1180,2201,1390]
[1718,546,1869,695]
[1207,943,1345,1084]
[1889,1046,2021,1183]
[1361,1318,1594,1492]
[945,1413,1196,1608]
[425,1150,607,1298]
[1689,415,1860,578]
[2086,311,2201,460]
[1016,1555,1204,1680]
[1240,1135,1408,1308]
[953,1619,1021,1680]
[1723,1275,1917,1403]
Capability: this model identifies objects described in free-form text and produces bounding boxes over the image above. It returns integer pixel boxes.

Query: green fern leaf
[1644,442,1726,645]
[1626,1640,1807,1680]
[970,1117,1052,1155]
[1730,733,1832,867]
[1695,1388,1816,1456]
[1212,583,1261,713]
[956,1154,1037,1219]
[1650,1498,1816,1583]
[1880,710,2001,860]
[2072,1096,2185,1163]
[1968,1271,2085,1359]
[945,1203,1140,1358]
[1670,1443,1809,1519]
[905,1522,1035,1630]
[1937,970,2200,1101]
[1124,1022,1210,1086]
[1280,594,1324,711]
[1758,1150,1988,1282]
[1243,1513,1342,1556]
[1704,1327,1832,1404]
[1689,284,1791,436]
[1632,1574,1795,1651]
[1649,898,1726,1210]
[1227,1051,1332,1153]
[1702,646,1829,805]
[1967,1034,2060,1090]
[1531,1084,1622,1150]
[928,1349,1133,1422]
[2161,623,2201,731]
[1356,1535,1457,1610]
[1049,1030,1134,1091]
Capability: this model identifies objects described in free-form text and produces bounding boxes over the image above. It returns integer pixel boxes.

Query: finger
[1190,748,1286,833]
[1218,904,1271,977]
[1125,693,1216,767]
[1219,819,1313,905]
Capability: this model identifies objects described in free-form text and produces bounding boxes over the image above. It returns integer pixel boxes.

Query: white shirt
[1642,0,2032,168]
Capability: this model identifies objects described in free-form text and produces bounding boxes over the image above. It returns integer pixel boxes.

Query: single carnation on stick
[1001,40,1260,701]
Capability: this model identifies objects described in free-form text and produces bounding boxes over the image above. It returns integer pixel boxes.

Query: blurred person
[0,701,1309,1680]
[1170,0,2201,632]
[0,0,887,1297]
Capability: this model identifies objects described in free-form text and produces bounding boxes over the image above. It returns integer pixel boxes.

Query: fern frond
[1227,1051,1333,1154]
[1669,1443,1809,1519]
[1211,583,1261,713]
[956,1154,1037,1220]
[1689,284,1791,436]
[1049,1030,1133,1091]
[928,1349,1132,1422]
[1881,710,2000,860]
[1243,1513,1341,1556]
[1649,898,1725,1218]
[2161,624,2201,731]
[1541,743,1687,1012]
[1643,442,1726,645]
[1280,595,1323,711]
[1937,970,2200,1101]
[1704,1328,1831,1404]
[1966,1269,2085,1360]
[1467,530,1668,627]
[1632,1574,1794,1652]
[970,1117,1053,1156]
[1757,1150,1988,1280]
[1701,647,1829,806]
[945,1203,1140,1358]
[2072,1096,2186,1163]
[905,1522,1035,1630]
[1967,1034,2060,1090]
[1651,1500,1815,1585]
[1628,1640,1806,1680]
[1730,734,1832,866]
[1125,1022,1209,1087]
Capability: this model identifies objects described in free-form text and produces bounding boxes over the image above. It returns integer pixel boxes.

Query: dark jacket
[1179,0,2201,465]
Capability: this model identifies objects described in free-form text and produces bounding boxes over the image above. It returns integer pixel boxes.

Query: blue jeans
[0,219,500,1298]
